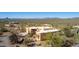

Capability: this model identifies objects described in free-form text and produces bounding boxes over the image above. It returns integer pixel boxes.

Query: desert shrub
[24,38,32,44]
[0,32,3,35]
[45,33,63,47]
[42,33,53,41]
[23,36,36,47]
[62,39,75,47]
[73,31,79,44]
[0,27,9,32]
[28,33,34,37]
[63,26,74,37]
[51,35,63,47]
[0,27,8,35]
[9,33,18,44]
[20,24,26,32]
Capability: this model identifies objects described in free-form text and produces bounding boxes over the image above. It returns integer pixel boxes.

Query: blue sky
[0,12,79,18]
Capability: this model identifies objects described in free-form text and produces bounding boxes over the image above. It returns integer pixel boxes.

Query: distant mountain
[0,17,79,24]
[0,17,79,21]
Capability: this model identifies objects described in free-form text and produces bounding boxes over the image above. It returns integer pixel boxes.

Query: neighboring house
[26,25,60,41]
[5,22,21,33]
[5,24,10,27]
[73,26,79,28]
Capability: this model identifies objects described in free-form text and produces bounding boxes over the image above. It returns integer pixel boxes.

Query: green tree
[51,35,63,47]
[45,33,63,47]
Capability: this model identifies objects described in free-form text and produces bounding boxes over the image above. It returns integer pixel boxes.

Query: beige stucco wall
[26,26,60,41]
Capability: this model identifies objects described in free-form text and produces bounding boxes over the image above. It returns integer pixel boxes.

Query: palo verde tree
[45,32,63,47]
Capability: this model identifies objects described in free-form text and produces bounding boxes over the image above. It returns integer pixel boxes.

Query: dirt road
[0,32,11,47]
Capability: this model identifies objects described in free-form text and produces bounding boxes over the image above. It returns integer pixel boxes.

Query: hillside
[0,17,79,25]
